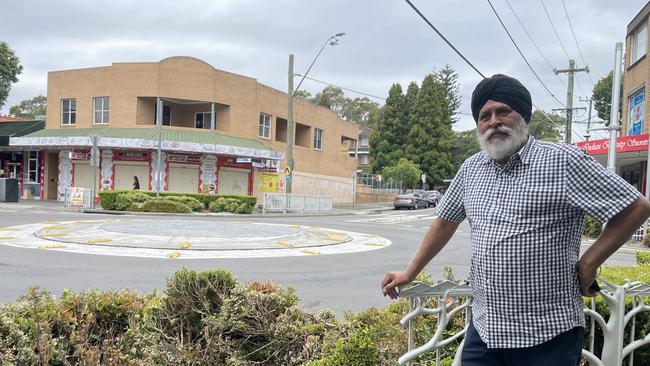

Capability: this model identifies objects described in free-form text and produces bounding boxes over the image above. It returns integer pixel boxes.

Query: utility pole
[578,97,594,141]
[554,59,589,143]
[286,54,295,194]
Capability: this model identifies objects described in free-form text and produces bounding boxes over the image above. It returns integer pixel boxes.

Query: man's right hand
[381,271,413,299]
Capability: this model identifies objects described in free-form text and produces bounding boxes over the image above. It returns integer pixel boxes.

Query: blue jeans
[461,320,584,366]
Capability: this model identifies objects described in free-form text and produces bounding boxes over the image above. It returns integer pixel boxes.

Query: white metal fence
[356,173,403,194]
[262,193,332,214]
[63,187,95,209]
[397,279,650,366]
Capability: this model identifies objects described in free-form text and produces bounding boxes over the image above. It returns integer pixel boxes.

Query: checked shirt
[436,136,640,348]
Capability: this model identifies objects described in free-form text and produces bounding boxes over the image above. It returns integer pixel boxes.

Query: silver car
[394,193,428,210]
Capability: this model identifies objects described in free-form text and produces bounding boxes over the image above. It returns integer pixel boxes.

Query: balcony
[136,97,230,131]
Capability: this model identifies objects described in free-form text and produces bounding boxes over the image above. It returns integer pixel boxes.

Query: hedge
[208,197,255,214]
[141,199,191,213]
[583,215,602,238]
[98,190,256,211]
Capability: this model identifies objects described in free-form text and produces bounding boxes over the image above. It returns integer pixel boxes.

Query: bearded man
[381,74,650,365]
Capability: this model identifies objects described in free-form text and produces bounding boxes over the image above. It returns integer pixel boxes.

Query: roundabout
[0,219,391,259]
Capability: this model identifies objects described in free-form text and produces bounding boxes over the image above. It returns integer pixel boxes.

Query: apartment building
[7,56,359,203]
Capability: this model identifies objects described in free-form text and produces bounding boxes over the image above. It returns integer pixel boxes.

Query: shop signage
[69,151,90,160]
[218,157,252,169]
[260,167,278,173]
[168,154,201,164]
[252,161,265,168]
[576,134,649,155]
[236,157,252,163]
[115,151,150,161]
[259,173,281,192]
[69,187,85,208]
[628,89,645,136]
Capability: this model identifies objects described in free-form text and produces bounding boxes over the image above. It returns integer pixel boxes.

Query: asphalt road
[0,203,636,316]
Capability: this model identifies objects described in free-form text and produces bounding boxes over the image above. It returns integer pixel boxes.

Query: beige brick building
[7,56,359,203]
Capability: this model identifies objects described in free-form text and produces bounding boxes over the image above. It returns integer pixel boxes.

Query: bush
[208,197,255,214]
[98,190,130,210]
[309,331,381,366]
[141,199,191,213]
[583,216,602,238]
[637,251,650,265]
[158,195,203,212]
[115,191,153,211]
[98,190,256,211]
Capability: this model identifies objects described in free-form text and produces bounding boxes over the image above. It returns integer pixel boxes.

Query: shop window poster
[628,89,644,136]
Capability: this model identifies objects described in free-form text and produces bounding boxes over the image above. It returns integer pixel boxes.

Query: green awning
[0,120,45,137]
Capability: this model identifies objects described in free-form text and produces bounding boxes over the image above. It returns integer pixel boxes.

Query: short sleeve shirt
[436,136,640,348]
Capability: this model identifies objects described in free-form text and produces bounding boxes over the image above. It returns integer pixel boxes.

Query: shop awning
[0,120,45,137]
[10,127,284,160]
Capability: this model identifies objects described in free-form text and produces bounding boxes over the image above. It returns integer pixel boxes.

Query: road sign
[90,135,101,167]
[284,166,291,176]
[421,174,426,183]
[376,174,382,182]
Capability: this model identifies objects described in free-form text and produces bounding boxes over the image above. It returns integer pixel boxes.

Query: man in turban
[381,74,650,365]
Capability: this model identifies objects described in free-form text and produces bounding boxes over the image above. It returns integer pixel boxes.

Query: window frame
[313,128,323,150]
[61,98,77,125]
[195,111,215,129]
[26,151,39,183]
[259,112,272,139]
[93,96,110,125]
[632,21,648,64]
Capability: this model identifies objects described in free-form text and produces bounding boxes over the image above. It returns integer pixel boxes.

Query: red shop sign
[218,156,252,169]
[576,134,649,155]
[168,154,201,164]
[114,151,150,161]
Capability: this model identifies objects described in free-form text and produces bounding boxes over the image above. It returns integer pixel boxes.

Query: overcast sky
[1,0,647,140]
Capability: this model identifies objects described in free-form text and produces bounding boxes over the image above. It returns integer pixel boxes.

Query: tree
[9,95,46,119]
[369,83,406,174]
[0,42,23,109]
[450,129,481,173]
[312,86,346,116]
[341,97,380,126]
[434,64,461,125]
[405,74,454,185]
[382,158,421,190]
[528,110,563,142]
[293,90,312,99]
[592,70,623,124]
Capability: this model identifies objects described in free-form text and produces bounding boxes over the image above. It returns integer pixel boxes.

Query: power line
[539,0,572,60]
[403,0,485,78]
[503,0,566,90]
[485,0,566,108]
[294,74,386,101]
[560,0,595,85]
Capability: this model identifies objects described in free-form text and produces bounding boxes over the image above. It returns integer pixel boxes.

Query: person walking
[132,176,140,190]
[381,74,650,365]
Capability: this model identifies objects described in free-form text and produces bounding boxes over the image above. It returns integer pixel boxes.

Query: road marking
[347,214,437,224]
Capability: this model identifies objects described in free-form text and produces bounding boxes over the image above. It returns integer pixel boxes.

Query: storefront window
[26,151,39,183]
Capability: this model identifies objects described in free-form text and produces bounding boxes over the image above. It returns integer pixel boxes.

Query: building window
[259,112,271,139]
[360,136,369,147]
[359,155,369,165]
[314,128,323,150]
[195,112,214,129]
[632,22,648,64]
[628,88,645,136]
[27,151,39,183]
[93,97,109,124]
[61,99,76,125]
[154,102,172,126]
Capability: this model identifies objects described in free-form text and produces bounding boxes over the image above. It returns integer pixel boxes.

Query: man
[381,74,650,365]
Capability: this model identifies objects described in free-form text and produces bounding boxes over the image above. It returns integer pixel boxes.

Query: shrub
[583,216,602,238]
[141,199,191,213]
[637,251,650,265]
[208,197,255,214]
[158,195,203,212]
[115,192,153,211]
[99,190,256,211]
[309,330,381,366]
[98,190,130,210]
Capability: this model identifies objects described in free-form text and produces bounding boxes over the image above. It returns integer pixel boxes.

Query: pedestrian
[381,74,650,366]
[132,176,140,190]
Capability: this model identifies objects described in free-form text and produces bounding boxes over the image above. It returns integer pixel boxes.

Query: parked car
[424,190,442,207]
[394,192,428,210]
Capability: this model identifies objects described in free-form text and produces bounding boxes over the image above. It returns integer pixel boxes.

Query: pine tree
[369,83,406,173]
[406,74,454,186]
[434,64,461,126]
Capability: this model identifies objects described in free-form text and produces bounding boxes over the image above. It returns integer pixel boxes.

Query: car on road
[394,192,428,210]
[424,190,442,207]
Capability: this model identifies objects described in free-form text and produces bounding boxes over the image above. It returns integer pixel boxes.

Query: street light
[286,32,345,194]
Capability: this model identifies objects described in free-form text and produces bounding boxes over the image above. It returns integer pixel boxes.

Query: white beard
[477,119,529,162]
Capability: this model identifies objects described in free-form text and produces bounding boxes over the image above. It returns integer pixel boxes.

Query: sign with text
[69,187,85,208]
[259,173,281,192]
[576,134,649,155]
[69,151,90,160]
[628,89,645,136]
[167,154,201,164]
[218,157,252,169]
[114,151,150,161]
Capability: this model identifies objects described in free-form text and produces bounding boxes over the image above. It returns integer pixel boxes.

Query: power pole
[578,97,594,141]
[286,54,294,194]
[554,59,589,143]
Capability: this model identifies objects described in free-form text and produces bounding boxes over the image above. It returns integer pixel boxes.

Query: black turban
[471,74,532,123]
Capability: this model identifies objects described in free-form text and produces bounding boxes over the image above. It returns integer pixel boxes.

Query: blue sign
[628,89,644,136]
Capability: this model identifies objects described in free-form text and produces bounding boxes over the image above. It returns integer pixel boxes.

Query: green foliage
[9,95,46,119]
[0,42,23,109]
[405,74,454,186]
[98,190,256,212]
[98,189,131,210]
[637,251,650,265]
[369,83,408,174]
[157,195,203,212]
[593,70,623,125]
[141,199,191,213]
[583,216,603,238]
[115,191,152,211]
[208,197,255,214]
[309,330,381,366]
[529,110,564,142]
[382,158,421,189]
[434,64,461,126]
[450,129,481,174]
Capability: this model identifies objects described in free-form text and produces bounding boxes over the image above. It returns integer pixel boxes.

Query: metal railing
[632,220,648,242]
[262,193,332,214]
[397,279,650,366]
[356,173,403,194]
[63,187,95,209]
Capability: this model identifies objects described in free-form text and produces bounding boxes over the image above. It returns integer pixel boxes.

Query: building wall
[623,12,650,136]
[45,57,358,188]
